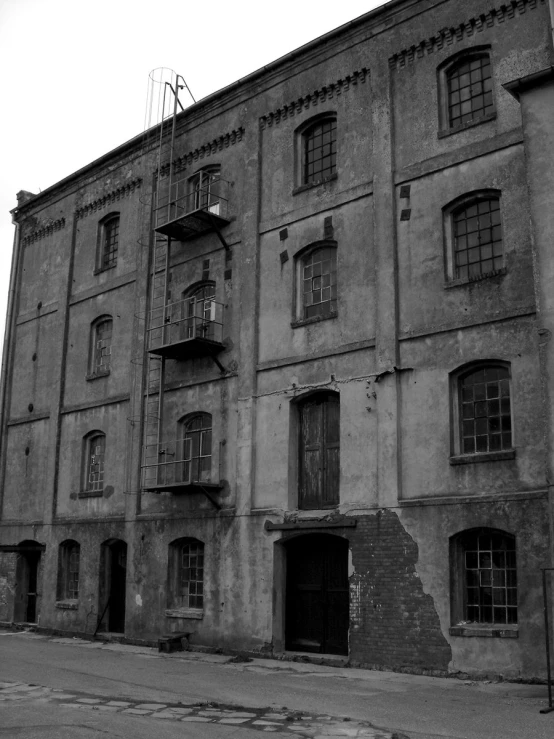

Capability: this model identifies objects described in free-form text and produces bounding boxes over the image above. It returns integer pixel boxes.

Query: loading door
[285,534,349,656]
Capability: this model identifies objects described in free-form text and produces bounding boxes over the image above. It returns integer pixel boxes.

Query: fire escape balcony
[142,439,223,500]
[154,173,231,242]
[147,297,225,363]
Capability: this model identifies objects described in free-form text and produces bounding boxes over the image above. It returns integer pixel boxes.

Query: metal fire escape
[141,70,230,504]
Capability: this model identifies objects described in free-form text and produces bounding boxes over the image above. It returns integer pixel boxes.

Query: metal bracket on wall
[206,212,230,251]
[198,485,222,510]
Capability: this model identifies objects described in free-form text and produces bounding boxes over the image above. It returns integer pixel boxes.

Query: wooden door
[299,394,339,509]
[286,535,349,655]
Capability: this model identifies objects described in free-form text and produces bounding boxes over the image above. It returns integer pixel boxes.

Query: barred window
[179,414,212,484]
[91,317,112,375]
[459,365,512,455]
[453,198,503,280]
[303,118,337,184]
[168,538,205,612]
[453,529,517,626]
[300,246,337,320]
[85,433,105,492]
[57,540,80,601]
[447,55,493,129]
[101,215,119,270]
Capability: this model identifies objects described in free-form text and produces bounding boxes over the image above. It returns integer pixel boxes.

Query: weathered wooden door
[285,534,349,655]
[299,393,340,509]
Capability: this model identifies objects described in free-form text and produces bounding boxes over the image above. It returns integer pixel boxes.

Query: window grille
[303,119,337,184]
[460,366,512,454]
[302,247,337,319]
[102,216,119,269]
[461,530,517,625]
[447,56,493,129]
[453,198,502,280]
[86,435,105,492]
[178,541,204,609]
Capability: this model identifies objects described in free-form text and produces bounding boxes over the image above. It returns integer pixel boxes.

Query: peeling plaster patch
[135,594,143,607]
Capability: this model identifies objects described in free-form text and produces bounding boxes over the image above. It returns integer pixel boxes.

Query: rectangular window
[179,542,204,609]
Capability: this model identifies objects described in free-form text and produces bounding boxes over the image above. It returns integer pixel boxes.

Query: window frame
[81,431,106,497]
[87,315,113,380]
[450,361,515,464]
[292,241,338,327]
[56,539,80,606]
[443,190,505,286]
[95,213,120,273]
[180,282,217,342]
[187,166,221,215]
[166,537,205,618]
[293,113,338,193]
[296,391,340,511]
[450,528,518,637]
[178,413,213,485]
[437,47,496,138]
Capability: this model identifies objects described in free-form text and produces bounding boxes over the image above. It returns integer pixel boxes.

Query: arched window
[297,243,337,321]
[188,167,221,215]
[300,115,337,186]
[451,528,517,626]
[57,540,80,601]
[97,213,119,271]
[446,53,493,130]
[179,414,212,484]
[89,316,113,376]
[456,364,512,456]
[181,283,216,341]
[83,432,106,493]
[297,392,340,510]
[168,538,205,612]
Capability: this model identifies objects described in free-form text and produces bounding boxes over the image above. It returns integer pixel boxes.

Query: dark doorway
[13,541,42,623]
[98,539,127,634]
[285,534,349,655]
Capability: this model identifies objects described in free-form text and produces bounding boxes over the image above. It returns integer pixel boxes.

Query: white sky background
[0,0,383,356]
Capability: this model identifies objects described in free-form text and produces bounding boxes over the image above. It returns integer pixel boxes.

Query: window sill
[450,449,516,466]
[78,490,104,498]
[291,312,338,329]
[444,267,506,289]
[93,264,117,276]
[56,600,78,610]
[450,624,518,638]
[438,111,497,139]
[86,370,110,381]
[292,173,337,196]
[165,608,203,620]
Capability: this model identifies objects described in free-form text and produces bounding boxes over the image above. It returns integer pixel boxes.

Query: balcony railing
[142,439,222,494]
[154,172,231,240]
[148,296,224,360]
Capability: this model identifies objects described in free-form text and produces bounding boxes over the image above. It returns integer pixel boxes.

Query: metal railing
[155,171,230,230]
[142,438,211,489]
[148,295,224,351]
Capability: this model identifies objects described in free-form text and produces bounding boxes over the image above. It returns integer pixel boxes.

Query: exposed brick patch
[349,510,451,671]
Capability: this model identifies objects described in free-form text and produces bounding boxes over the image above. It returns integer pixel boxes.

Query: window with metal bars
[300,245,337,320]
[100,214,119,270]
[84,433,105,492]
[302,118,337,185]
[452,197,503,280]
[57,540,80,601]
[447,54,494,130]
[452,529,517,626]
[90,317,112,375]
[168,538,204,611]
[179,414,212,484]
[459,365,512,455]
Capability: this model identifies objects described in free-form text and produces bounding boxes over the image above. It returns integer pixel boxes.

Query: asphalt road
[1,630,553,739]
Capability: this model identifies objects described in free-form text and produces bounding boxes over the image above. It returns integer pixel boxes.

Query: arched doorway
[97,539,127,634]
[285,534,349,656]
[13,540,43,624]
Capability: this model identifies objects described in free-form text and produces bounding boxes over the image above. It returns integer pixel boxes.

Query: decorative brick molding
[22,217,66,247]
[259,68,369,130]
[389,0,545,70]
[75,177,143,219]
[159,128,245,177]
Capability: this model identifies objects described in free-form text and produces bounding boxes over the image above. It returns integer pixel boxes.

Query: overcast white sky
[0,0,383,355]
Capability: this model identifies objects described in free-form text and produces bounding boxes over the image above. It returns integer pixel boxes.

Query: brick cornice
[75,177,143,219]
[160,127,245,177]
[22,217,66,247]
[259,68,369,130]
[389,0,545,71]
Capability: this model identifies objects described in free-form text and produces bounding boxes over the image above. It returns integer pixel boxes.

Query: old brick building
[1,0,554,679]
